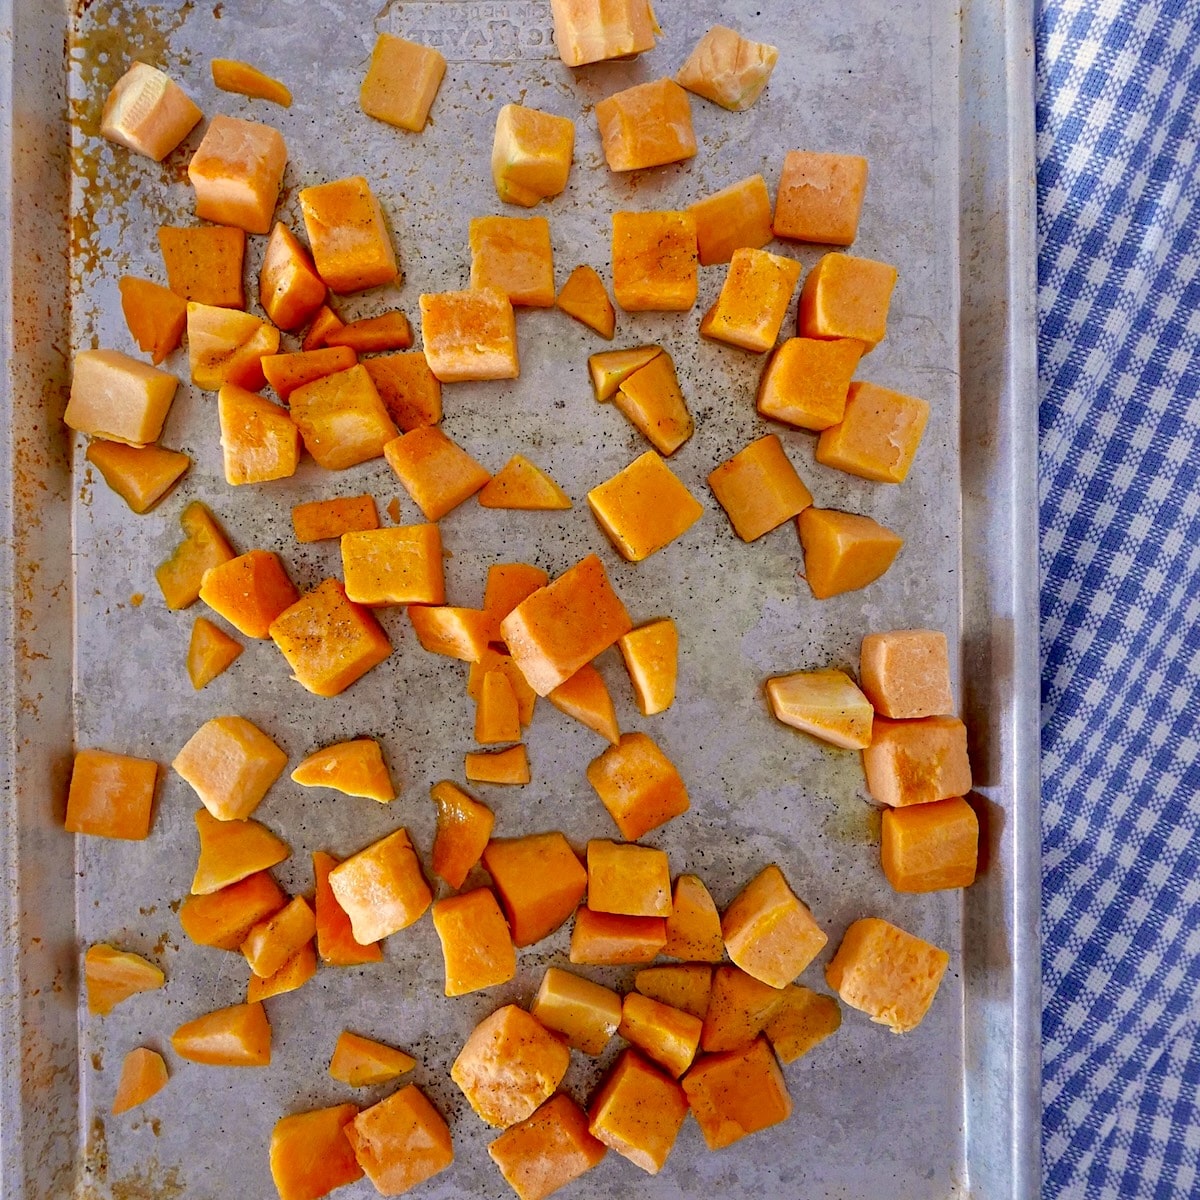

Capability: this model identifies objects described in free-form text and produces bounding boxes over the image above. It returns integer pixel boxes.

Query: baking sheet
[0,0,1041,1197]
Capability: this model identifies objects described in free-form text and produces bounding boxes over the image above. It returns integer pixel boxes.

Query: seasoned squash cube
[547,664,619,745]
[470,216,555,308]
[179,871,286,950]
[430,780,494,889]
[329,1031,416,1087]
[289,364,399,471]
[635,963,713,1019]
[186,303,280,392]
[172,716,287,822]
[100,61,202,160]
[596,78,696,173]
[199,549,298,639]
[619,993,702,1078]
[302,304,345,350]
[118,276,187,364]
[587,732,689,840]
[797,507,903,599]
[765,668,874,749]
[701,965,787,1053]
[882,796,979,893]
[84,944,165,1015]
[708,434,812,542]
[328,828,431,944]
[774,150,869,246]
[384,426,490,520]
[360,33,446,133]
[299,175,399,293]
[550,0,658,66]
[611,211,698,312]
[689,174,774,266]
[241,895,316,979]
[479,454,571,510]
[292,494,379,544]
[419,288,519,382]
[269,1104,362,1200]
[682,1036,792,1150]
[588,344,662,401]
[361,352,442,431]
[313,851,383,966]
[156,500,236,611]
[86,440,188,515]
[700,247,802,353]
[722,863,827,988]
[291,739,395,803]
[612,350,694,455]
[111,1047,168,1115]
[187,114,287,235]
[157,224,245,308]
[171,1000,272,1066]
[757,336,863,431]
[492,103,575,207]
[569,906,666,965]
[258,222,327,331]
[263,346,357,402]
[587,1050,687,1175]
[65,749,157,840]
[676,25,779,111]
[798,253,898,349]
[816,380,930,483]
[191,807,288,895]
[341,524,444,607]
[860,629,954,719]
[488,1094,606,1200]
[476,669,522,744]
[325,311,413,353]
[662,875,724,963]
[763,984,842,1063]
[531,966,621,1055]
[65,349,179,446]
[586,839,671,917]
[346,1086,454,1194]
[431,887,517,996]
[409,605,492,662]
[482,832,587,946]
[217,386,300,486]
[483,563,549,636]
[588,451,704,563]
[617,618,677,715]
[862,715,973,808]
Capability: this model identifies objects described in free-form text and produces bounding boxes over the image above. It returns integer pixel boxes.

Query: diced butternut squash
[488,1094,606,1200]
[292,494,379,543]
[384,425,490,520]
[431,780,494,889]
[86,440,189,514]
[470,216,556,308]
[500,553,632,696]
[329,828,431,943]
[587,1050,687,1175]
[492,103,575,207]
[211,58,292,106]
[708,434,812,542]
[432,888,517,996]
[620,993,702,1078]
[199,549,298,639]
[689,175,774,266]
[291,739,395,802]
[677,25,779,111]
[269,1104,362,1200]
[860,629,954,719]
[588,451,703,563]
[270,579,392,696]
[325,311,413,353]
[191,807,288,895]
[247,942,317,1002]
[186,302,280,392]
[612,350,694,455]
[701,965,787,1053]
[798,253,898,349]
[179,870,286,949]
[158,224,245,308]
[187,114,287,234]
[360,33,446,132]
[586,839,671,917]
[156,501,236,610]
[765,668,874,749]
[258,222,327,331]
[635,963,713,1019]
[289,363,399,470]
[816,380,930,483]
[312,851,383,966]
[346,1086,454,1195]
[476,669,522,745]
[187,616,243,689]
[763,985,842,1063]
[419,288,519,382]
[596,78,696,172]
[409,605,492,662]
[65,749,157,841]
[330,1032,416,1087]
[341,524,443,608]
[530,966,621,1055]
[757,336,864,431]
[465,744,531,785]
[100,61,202,160]
[299,175,399,293]
[722,863,827,988]
[569,906,666,965]
[361,352,442,430]
[587,344,662,402]
[302,304,345,350]
[616,619,677,716]
[611,211,698,312]
[112,1048,168,1115]
[825,916,949,1033]
[700,248,802,353]
[482,832,587,946]
[468,651,539,726]
[264,347,357,402]
[556,264,615,338]
[587,732,689,841]
[550,0,658,66]
[483,563,549,641]
[682,1036,791,1150]
[172,715,288,821]
[862,715,973,808]
[65,349,178,446]
[171,1001,271,1066]
[242,895,316,979]
[478,455,571,510]
[118,276,187,364]
[662,875,724,963]
[797,507,903,599]
[774,150,869,246]
[548,664,619,745]
[84,944,165,1015]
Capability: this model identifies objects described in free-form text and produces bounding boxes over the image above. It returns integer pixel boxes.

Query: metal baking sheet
[0,0,1041,1196]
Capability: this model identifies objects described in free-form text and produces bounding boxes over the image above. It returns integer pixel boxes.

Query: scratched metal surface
[0,0,1040,1196]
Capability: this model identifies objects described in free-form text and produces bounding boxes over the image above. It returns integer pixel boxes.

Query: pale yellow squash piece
[765,668,874,749]
[84,944,165,1015]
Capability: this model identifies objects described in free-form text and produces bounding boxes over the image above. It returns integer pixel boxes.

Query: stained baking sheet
[0,0,1041,1197]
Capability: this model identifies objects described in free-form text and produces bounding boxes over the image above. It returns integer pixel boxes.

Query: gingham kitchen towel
[1037,1,1200,1196]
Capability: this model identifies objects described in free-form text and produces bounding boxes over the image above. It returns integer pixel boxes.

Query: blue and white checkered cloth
[1037,2,1200,1196]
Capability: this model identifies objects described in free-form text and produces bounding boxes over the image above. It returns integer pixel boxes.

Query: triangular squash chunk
[431,781,495,889]
[663,874,724,962]
[187,615,243,689]
[329,1031,417,1086]
[556,264,616,339]
[548,664,619,745]
[587,344,661,401]
[478,454,572,510]
[291,739,395,802]
[192,808,289,895]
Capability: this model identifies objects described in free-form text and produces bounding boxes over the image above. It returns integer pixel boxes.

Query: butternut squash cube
[269,1104,362,1200]
[550,0,658,66]
[171,1000,272,1066]
[476,669,522,745]
[302,304,345,350]
[883,796,980,894]
[328,828,431,944]
[530,966,621,1055]
[701,965,787,1053]
[65,749,157,841]
[329,1031,416,1087]
[172,715,287,821]
[548,664,619,745]
[211,58,292,107]
[242,895,316,979]
[556,264,615,338]
[270,579,392,696]
[259,222,327,331]
[384,425,490,519]
[289,363,399,470]
[112,1048,168,1115]
[360,33,447,132]
[419,288,519,382]
[85,440,189,515]
[84,944,165,1015]
[765,668,874,749]
[763,984,842,1063]
[682,1036,791,1150]
[500,553,632,696]
[247,942,317,1002]
[479,454,571,510]
[187,114,287,234]
[292,494,379,544]
[157,502,236,611]
[689,174,774,266]
[797,507,903,599]
[587,1050,687,1175]
[488,1094,606,1200]
[186,303,280,392]
[432,887,517,996]
[798,252,898,349]
[722,863,827,988]
[65,349,179,446]
[313,851,382,966]
[616,618,677,716]
[862,715,973,808]
[431,780,494,889]
[299,176,399,293]
[587,344,661,402]
[492,103,575,207]
[587,839,671,917]
[362,352,442,430]
[483,563,549,639]
[199,549,298,639]
[470,216,555,308]
[569,906,666,965]
[634,963,713,1019]
[677,25,779,111]
[816,380,930,483]
[587,732,689,841]
[612,350,694,455]
[700,247,802,353]
[191,807,288,895]
[118,276,187,364]
[263,347,356,402]
[662,874,724,962]
[465,744,531,785]
[218,386,301,486]
[708,434,812,542]
[346,1086,454,1195]
[187,616,243,689]
[482,832,587,946]
[825,916,949,1033]
[588,451,704,563]
[408,605,492,662]
[341,524,444,607]
[860,629,953,719]
[291,739,395,803]
[620,993,702,1078]
[757,336,864,431]
[325,312,413,353]
[774,149,869,246]
[611,211,698,312]
[596,78,696,172]
[179,870,286,949]
[158,224,245,308]
[100,61,201,160]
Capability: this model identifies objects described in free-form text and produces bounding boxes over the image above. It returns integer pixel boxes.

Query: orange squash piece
[550,0,658,66]
[302,304,345,350]
[465,744,531,785]
[263,346,357,402]
[701,965,787,1053]
[481,832,587,946]
[588,451,704,563]
[586,732,689,841]
[218,386,301,485]
[172,715,288,821]
[325,311,414,353]
[342,523,444,607]
[612,349,694,454]
[708,434,812,542]
[700,247,802,352]
[586,839,671,917]
[65,749,157,841]
[199,550,298,640]
[118,276,187,364]
[569,906,666,965]
[409,605,492,662]
[187,616,243,689]
[555,264,615,338]
[291,739,394,802]
[158,224,245,308]
[722,863,828,988]
[191,807,288,894]
[299,175,399,293]
[676,25,779,111]
[84,944,165,1015]
[292,494,379,544]
[346,1086,454,1194]
[548,664,619,745]
[587,344,662,401]
[587,1050,687,1175]
[179,870,286,949]
[247,942,318,1002]
[312,851,383,966]
[619,992,702,1078]
[211,58,292,107]
[478,454,572,510]
[662,875,724,963]
[635,963,714,1020]
[798,252,899,349]
[289,363,399,470]
[773,150,869,246]
[259,222,327,331]
[616,618,677,715]
[483,562,549,641]
[611,211,698,311]
[530,966,622,1056]
[860,629,954,719]
[328,828,432,944]
[757,336,864,431]
[862,715,973,808]
[187,114,287,235]
[156,501,236,611]
[242,895,316,979]
[468,652,538,730]
[187,302,280,392]
[682,1036,792,1150]
[431,780,495,889]
[171,1000,272,1066]
[596,78,696,172]
[359,33,447,132]
[470,216,556,308]
[797,507,904,599]
[384,425,491,520]
[100,61,202,161]
[488,1094,606,1200]
[329,1031,416,1086]
[361,352,442,431]
[432,888,517,996]
[816,380,930,483]
[763,984,842,1063]
[689,174,774,266]
[765,668,874,749]
[111,1048,168,1116]
[419,288,519,382]
[87,439,189,514]
[492,102,575,207]
[269,1104,363,1200]
[66,348,179,446]
[476,669,522,745]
